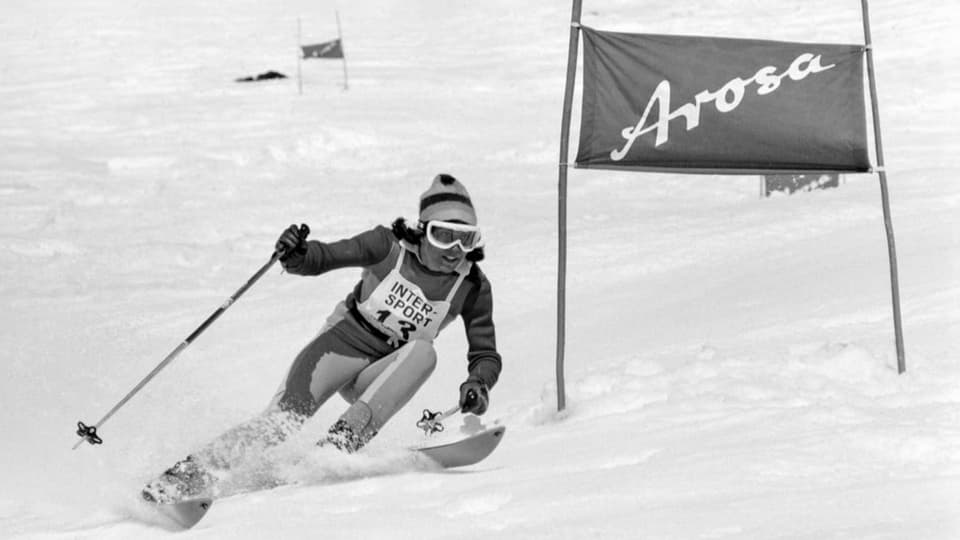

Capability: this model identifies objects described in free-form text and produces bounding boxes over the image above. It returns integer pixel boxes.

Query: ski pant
[194,311,436,468]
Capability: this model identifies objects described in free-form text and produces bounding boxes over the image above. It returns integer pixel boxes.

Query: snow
[1,0,958,538]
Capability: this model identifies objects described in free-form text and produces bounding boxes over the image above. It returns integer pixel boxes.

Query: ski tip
[149,497,214,530]
[416,424,507,468]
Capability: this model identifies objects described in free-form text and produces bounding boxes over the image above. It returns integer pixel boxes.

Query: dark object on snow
[235,71,288,83]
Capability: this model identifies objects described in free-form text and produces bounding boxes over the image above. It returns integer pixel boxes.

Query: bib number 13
[375,310,417,341]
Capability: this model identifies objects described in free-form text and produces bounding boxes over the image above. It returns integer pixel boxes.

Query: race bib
[358,271,447,345]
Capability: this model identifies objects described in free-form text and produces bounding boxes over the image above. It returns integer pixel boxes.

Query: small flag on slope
[301,38,343,59]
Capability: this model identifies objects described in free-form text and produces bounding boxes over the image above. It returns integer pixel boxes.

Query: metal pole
[556,0,584,411]
[336,11,348,90]
[73,225,308,448]
[297,17,303,95]
[860,0,906,373]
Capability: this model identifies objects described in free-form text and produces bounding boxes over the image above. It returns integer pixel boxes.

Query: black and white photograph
[1,0,957,537]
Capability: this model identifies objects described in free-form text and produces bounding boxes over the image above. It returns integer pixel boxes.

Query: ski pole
[73,224,309,449]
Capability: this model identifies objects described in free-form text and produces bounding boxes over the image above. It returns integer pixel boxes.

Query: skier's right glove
[458,378,489,416]
[275,224,309,262]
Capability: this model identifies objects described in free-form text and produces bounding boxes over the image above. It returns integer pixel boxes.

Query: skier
[143,173,502,503]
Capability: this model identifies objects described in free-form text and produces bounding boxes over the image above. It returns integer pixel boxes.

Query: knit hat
[419,173,477,225]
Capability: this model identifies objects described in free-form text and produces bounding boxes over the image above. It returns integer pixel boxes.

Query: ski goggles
[424,221,483,252]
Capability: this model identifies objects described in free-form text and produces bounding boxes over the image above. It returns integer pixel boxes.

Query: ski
[415,425,506,468]
[152,497,214,530]
[143,425,506,530]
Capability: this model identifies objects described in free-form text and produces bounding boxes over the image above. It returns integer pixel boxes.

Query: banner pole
[555,0,584,412]
[297,17,303,95]
[336,10,348,90]
[861,0,906,373]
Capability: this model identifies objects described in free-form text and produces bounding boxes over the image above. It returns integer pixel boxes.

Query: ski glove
[459,378,489,416]
[276,224,309,261]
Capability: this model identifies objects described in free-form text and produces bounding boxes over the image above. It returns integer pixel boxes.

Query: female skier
[143,173,502,503]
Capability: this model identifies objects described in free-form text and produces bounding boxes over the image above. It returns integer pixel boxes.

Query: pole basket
[416,409,447,435]
[76,421,103,445]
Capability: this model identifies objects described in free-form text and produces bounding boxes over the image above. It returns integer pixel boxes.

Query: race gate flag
[575,27,870,173]
[301,38,343,59]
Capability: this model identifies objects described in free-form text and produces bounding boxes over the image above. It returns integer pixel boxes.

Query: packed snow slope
[1,0,958,538]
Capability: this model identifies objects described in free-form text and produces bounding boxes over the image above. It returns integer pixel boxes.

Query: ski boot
[317,402,378,453]
[318,419,375,453]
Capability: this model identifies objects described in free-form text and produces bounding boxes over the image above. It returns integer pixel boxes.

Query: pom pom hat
[419,174,477,226]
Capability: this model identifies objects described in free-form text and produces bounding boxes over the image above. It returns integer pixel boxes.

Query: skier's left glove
[458,378,489,416]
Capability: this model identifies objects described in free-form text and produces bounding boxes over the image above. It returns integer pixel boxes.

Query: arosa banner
[576,27,870,173]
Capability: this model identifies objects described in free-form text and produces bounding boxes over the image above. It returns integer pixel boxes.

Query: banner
[576,27,870,173]
[302,38,344,59]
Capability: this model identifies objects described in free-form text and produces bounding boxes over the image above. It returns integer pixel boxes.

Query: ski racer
[143,173,502,503]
